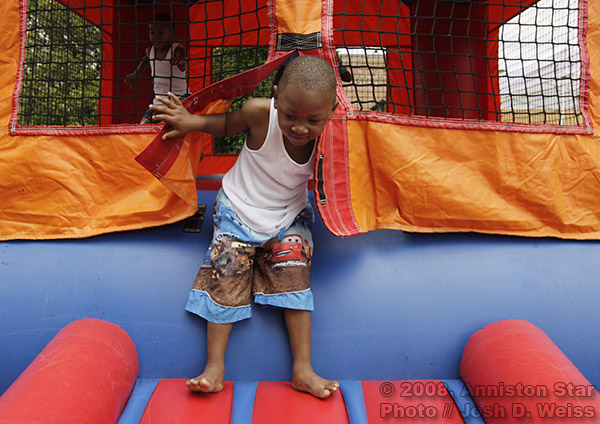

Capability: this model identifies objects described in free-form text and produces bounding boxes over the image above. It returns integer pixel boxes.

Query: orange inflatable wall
[1,0,599,240]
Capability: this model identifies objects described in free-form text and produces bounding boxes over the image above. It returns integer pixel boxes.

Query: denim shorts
[185,189,315,323]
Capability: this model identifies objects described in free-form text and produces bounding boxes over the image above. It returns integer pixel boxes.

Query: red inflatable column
[139,379,234,423]
[252,382,349,423]
[460,320,600,423]
[0,318,139,424]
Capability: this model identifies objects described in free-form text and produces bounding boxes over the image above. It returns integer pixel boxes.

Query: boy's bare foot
[186,363,225,393]
[292,364,339,399]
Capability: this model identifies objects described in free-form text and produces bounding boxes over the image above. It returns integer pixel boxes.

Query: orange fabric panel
[275,0,321,34]
[314,0,600,240]
[0,0,239,240]
[0,130,197,240]
[3,0,600,240]
[0,0,195,240]
[347,117,600,238]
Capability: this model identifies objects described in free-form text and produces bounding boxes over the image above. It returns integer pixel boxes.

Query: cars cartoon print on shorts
[269,234,312,267]
[211,239,254,279]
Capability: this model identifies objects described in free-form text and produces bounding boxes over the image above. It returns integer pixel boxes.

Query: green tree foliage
[18,0,101,126]
[213,46,276,154]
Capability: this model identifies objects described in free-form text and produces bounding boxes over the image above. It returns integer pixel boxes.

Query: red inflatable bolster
[460,319,600,423]
[0,318,139,424]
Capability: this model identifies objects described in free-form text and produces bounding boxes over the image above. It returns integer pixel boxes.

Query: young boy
[150,55,339,398]
[126,13,188,124]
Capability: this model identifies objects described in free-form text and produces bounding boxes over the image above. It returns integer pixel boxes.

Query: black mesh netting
[17,0,585,130]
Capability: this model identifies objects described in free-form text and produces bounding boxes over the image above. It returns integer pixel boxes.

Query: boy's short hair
[278,55,337,104]
[152,13,175,30]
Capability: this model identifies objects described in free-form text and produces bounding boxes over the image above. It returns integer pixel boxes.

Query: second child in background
[126,13,189,124]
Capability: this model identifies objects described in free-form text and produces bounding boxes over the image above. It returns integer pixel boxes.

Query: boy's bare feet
[186,363,225,393]
[292,364,339,399]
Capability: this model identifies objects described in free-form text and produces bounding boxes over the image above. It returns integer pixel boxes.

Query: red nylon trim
[10,124,162,137]
[348,111,594,136]
[312,0,362,236]
[315,115,362,237]
[267,0,278,58]
[9,0,29,134]
[577,0,593,130]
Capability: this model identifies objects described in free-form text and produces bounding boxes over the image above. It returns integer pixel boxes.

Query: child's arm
[150,92,267,141]
[171,45,187,72]
[125,47,151,87]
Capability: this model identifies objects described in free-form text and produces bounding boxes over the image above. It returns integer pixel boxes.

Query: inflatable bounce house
[2,0,600,422]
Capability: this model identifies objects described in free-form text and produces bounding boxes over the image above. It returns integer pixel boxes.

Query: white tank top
[222,98,315,233]
[149,43,188,104]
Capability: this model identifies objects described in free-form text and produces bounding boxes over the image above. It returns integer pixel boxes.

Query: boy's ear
[272,85,279,108]
[329,100,339,118]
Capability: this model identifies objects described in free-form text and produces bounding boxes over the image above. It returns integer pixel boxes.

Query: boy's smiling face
[274,85,338,147]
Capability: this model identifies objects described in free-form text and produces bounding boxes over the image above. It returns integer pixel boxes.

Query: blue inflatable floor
[2,190,600,397]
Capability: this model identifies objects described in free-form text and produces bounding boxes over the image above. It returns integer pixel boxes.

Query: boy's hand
[150,93,196,140]
[172,46,187,72]
[125,72,138,88]
[171,58,187,72]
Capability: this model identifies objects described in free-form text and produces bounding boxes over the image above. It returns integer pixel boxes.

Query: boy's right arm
[151,93,252,140]
[125,55,150,87]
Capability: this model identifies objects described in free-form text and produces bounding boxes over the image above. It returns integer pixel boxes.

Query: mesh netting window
[18,0,102,127]
[15,0,589,134]
[16,0,272,135]
[337,48,388,112]
[498,0,584,125]
[333,0,588,129]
